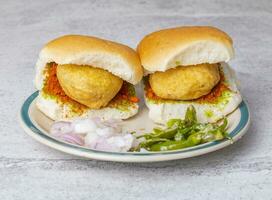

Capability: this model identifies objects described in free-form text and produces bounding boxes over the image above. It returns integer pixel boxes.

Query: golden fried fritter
[57,64,123,109]
[149,63,220,100]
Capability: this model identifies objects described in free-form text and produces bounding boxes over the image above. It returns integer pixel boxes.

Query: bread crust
[137,26,234,73]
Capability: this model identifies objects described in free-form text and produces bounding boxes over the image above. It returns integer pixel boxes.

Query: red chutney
[145,72,230,104]
[108,82,139,108]
[43,63,139,110]
[145,81,161,101]
[196,72,230,103]
[196,81,230,103]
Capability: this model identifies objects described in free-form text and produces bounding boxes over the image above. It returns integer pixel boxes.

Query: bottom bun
[144,63,242,124]
[36,93,139,121]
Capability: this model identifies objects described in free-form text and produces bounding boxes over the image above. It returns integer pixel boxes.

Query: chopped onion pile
[50,117,136,152]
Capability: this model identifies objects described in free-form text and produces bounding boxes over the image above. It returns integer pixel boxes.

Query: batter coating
[149,63,220,100]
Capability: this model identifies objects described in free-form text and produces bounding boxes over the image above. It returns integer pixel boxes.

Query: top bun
[137,26,234,73]
[35,35,143,89]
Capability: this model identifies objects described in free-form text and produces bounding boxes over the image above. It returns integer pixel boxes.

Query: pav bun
[35,35,143,121]
[138,26,241,123]
[137,26,234,73]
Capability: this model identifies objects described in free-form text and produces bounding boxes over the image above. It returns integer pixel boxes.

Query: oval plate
[19,91,250,162]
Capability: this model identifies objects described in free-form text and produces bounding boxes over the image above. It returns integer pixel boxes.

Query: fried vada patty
[149,63,220,100]
[57,64,123,109]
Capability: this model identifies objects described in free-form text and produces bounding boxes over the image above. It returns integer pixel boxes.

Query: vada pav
[35,35,143,121]
[137,26,242,123]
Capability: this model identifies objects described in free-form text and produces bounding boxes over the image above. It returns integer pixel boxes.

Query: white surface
[1,0,272,199]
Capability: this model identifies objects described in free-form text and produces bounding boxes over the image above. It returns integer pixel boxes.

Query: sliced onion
[50,117,135,152]
[103,119,122,128]
[72,118,97,134]
[92,137,120,152]
[59,133,84,146]
[50,121,74,135]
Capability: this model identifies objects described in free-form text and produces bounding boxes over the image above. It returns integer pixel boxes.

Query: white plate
[19,91,250,162]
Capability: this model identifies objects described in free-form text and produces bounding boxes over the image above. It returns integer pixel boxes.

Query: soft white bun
[137,26,234,73]
[36,93,139,121]
[35,35,143,89]
[144,63,242,123]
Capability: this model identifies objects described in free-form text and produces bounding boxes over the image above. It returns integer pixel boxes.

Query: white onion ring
[58,133,84,146]
[50,121,74,135]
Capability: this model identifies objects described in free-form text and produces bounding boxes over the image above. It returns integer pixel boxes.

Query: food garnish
[50,117,137,152]
[50,105,230,152]
[136,105,230,151]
